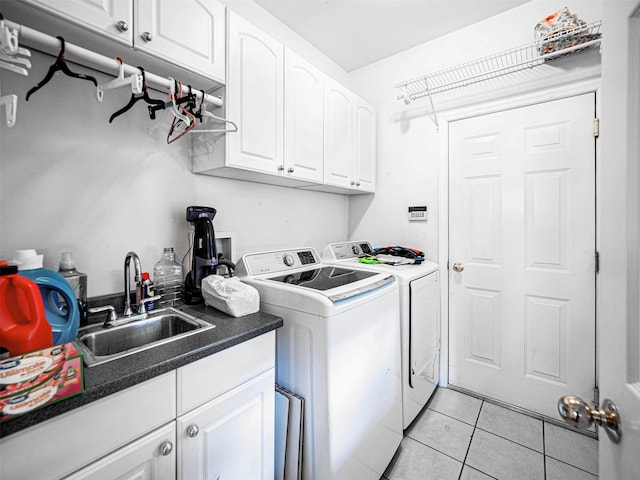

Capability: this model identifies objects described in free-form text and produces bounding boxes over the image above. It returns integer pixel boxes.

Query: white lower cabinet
[177,369,275,479]
[63,423,177,480]
[0,332,276,480]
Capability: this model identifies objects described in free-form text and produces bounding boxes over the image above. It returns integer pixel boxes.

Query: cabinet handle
[116,20,129,32]
[350,181,356,186]
[186,424,200,438]
[142,31,153,42]
[356,182,361,187]
[277,165,285,171]
[287,167,294,173]
[159,441,173,456]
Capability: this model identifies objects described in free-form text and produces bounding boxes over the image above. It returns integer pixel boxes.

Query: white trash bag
[201,275,260,317]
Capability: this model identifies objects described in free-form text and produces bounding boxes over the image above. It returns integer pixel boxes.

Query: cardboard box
[0,343,84,422]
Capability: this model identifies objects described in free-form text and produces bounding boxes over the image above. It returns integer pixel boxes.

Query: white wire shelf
[395,20,602,126]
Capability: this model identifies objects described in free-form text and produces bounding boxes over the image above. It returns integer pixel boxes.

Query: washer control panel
[326,241,374,260]
[240,248,321,275]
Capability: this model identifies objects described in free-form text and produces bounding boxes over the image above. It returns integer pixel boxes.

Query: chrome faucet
[124,251,143,316]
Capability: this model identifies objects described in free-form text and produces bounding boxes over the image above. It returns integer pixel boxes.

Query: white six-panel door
[449,93,596,418]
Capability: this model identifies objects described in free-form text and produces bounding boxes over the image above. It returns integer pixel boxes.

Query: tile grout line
[473,424,545,455]
[457,399,485,480]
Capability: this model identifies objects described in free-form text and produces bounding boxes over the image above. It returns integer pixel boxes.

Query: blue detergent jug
[17,264,80,345]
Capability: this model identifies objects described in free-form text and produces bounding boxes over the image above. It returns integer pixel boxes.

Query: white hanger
[0,19,31,76]
[0,19,30,57]
[191,96,238,134]
[96,58,143,102]
[0,83,18,127]
[166,77,193,126]
[0,59,28,76]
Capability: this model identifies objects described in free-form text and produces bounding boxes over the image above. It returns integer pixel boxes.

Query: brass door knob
[452,262,464,272]
[558,395,622,444]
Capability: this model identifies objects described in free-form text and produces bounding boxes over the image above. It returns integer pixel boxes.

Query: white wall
[221,0,351,86]
[0,0,606,297]
[348,0,603,262]
[0,20,349,297]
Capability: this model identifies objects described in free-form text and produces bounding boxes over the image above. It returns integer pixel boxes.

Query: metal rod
[5,19,223,108]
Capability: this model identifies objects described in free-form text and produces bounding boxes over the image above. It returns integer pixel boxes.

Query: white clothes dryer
[235,247,402,480]
[322,241,440,429]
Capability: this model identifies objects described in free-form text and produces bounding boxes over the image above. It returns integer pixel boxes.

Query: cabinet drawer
[177,331,275,415]
[0,371,176,480]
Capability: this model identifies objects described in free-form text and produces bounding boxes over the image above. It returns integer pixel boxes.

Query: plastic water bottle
[153,248,183,307]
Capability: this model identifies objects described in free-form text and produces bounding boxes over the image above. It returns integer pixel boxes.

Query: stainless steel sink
[77,308,215,367]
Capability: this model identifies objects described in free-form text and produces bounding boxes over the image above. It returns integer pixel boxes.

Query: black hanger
[25,36,98,101]
[109,67,166,123]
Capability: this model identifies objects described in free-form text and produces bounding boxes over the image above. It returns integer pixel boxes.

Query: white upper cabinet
[135,0,225,83]
[284,47,324,183]
[11,0,225,83]
[226,11,284,176]
[322,78,376,193]
[323,76,354,189]
[189,11,376,194]
[18,0,133,44]
[353,96,376,192]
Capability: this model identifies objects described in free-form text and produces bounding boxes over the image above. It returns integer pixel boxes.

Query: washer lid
[266,265,377,291]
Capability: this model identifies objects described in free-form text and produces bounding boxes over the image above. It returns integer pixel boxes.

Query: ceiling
[253,0,531,72]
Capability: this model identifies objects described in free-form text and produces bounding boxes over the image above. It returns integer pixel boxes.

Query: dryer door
[409,272,440,390]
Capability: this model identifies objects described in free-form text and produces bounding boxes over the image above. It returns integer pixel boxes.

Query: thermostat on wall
[408,206,427,221]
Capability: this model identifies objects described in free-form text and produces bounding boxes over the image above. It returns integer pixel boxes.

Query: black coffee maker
[184,206,218,304]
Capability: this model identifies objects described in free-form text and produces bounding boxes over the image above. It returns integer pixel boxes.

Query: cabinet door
[323,76,353,188]
[353,97,376,192]
[226,12,284,175]
[284,48,324,183]
[177,369,275,480]
[63,423,176,480]
[0,372,176,480]
[20,0,132,44]
[135,0,225,82]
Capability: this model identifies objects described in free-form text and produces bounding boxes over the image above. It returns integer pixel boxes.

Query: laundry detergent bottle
[13,250,80,345]
[0,262,52,357]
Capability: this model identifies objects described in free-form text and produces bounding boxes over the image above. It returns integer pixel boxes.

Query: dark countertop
[0,303,283,439]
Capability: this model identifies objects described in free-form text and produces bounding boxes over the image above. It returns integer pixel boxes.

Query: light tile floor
[383,388,598,480]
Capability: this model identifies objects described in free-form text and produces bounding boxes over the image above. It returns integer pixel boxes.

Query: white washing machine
[235,247,402,480]
[322,241,440,429]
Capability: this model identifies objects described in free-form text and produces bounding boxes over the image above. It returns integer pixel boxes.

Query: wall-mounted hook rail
[4,18,223,109]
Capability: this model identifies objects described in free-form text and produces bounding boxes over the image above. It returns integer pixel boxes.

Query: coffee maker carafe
[185,206,217,304]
